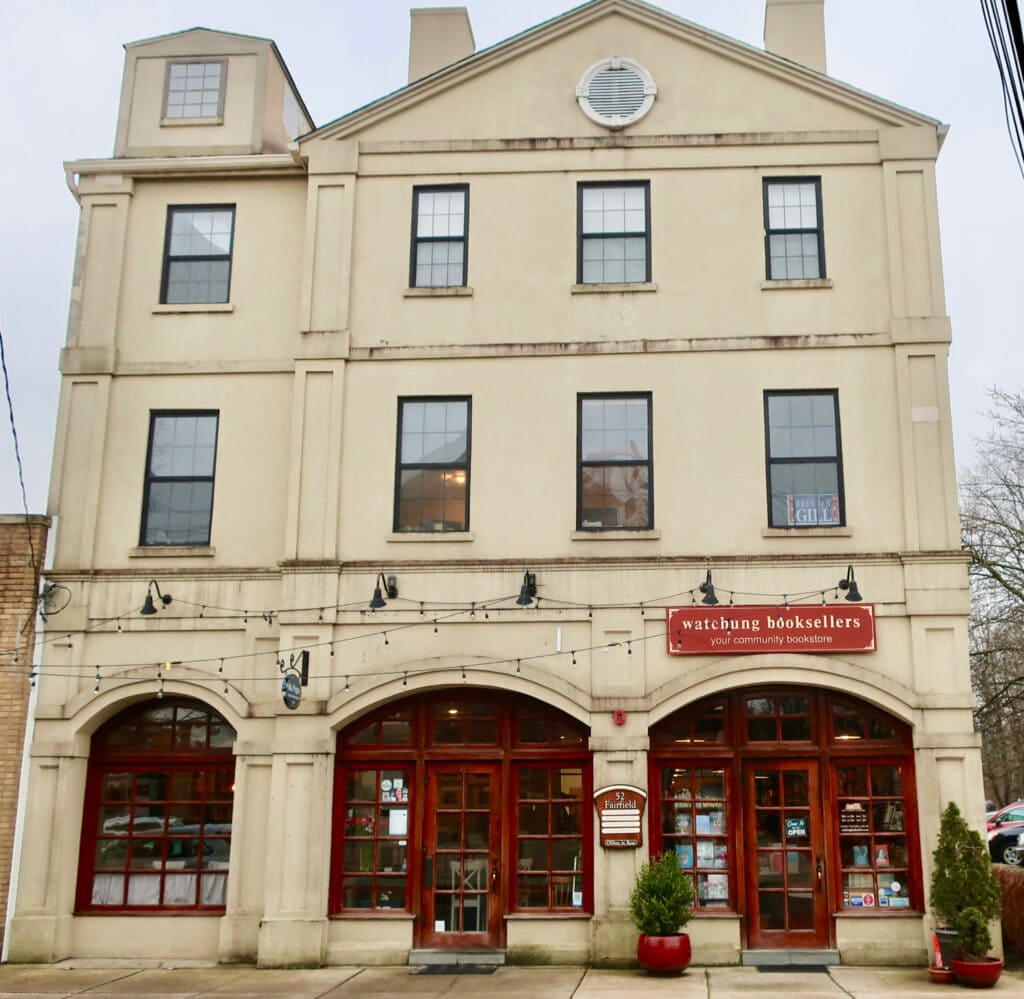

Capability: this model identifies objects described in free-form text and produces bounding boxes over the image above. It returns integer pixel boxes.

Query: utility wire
[982,0,1024,179]
[0,322,37,569]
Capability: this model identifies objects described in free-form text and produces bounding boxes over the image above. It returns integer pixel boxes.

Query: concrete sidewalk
[0,964,1022,999]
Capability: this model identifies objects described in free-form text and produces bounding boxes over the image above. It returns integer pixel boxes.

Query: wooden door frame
[742,757,829,949]
[417,761,504,949]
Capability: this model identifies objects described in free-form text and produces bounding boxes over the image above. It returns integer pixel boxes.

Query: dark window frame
[409,184,469,288]
[393,396,472,533]
[160,204,236,305]
[576,391,653,531]
[763,389,845,529]
[576,181,651,284]
[762,177,825,280]
[139,410,219,547]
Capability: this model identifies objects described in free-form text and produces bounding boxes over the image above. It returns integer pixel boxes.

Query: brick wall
[0,515,49,953]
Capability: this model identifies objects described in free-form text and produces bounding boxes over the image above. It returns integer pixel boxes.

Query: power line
[0,323,37,570]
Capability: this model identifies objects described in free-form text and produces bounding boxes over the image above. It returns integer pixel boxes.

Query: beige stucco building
[9,0,980,969]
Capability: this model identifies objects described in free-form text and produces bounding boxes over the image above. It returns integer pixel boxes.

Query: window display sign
[593,785,646,848]
[666,604,876,655]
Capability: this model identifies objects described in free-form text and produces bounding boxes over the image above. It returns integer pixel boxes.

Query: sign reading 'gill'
[593,785,647,849]
[666,604,876,655]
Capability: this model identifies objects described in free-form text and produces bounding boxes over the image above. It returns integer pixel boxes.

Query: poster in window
[875,844,890,867]
[852,844,870,867]
[839,801,870,833]
[675,843,694,869]
[675,811,692,835]
[703,874,729,901]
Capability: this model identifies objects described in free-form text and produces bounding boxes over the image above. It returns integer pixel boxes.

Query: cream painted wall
[18,3,979,970]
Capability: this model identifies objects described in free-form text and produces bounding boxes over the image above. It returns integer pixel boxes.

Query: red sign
[594,785,647,848]
[666,605,876,655]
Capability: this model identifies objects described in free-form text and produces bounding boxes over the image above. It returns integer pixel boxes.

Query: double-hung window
[163,60,226,120]
[578,393,652,529]
[764,391,844,528]
[410,186,468,288]
[763,178,825,280]
[394,398,470,532]
[141,412,219,546]
[577,182,650,284]
[161,206,235,305]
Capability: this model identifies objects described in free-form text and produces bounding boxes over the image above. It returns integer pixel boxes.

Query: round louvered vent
[576,56,656,129]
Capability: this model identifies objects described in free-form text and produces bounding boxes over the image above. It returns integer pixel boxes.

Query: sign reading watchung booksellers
[666,604,876,655]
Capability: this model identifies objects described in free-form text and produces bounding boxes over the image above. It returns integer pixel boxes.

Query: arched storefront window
[75,698,235,911]
[650,688,920,949]
[331,691,591,949]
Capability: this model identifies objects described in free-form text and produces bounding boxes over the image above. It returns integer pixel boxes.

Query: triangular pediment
[303,0,940,150]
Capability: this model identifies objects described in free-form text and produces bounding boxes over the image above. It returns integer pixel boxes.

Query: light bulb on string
[571,651,577,666]
[516,659,521,674]
[433,620,439,634]
[94,666,101,694]
[402,672,407,688]
[344,675,351,692]
[627,642,633,656]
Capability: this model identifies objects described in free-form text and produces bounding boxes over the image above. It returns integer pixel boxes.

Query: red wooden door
[419,763,502,948]
[744,760,829,948]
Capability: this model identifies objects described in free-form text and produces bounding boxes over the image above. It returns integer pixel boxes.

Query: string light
[516,659,521,673]
[94,666,101,694]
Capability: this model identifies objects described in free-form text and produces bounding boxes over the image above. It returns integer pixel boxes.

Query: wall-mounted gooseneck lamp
[838,565,863,602]
[699,569,719,606]
[369,573,399,610]
[140,580,172,616]
[516,571,537,607]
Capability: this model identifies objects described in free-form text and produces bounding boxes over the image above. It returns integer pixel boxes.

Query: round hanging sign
[281,672,302,710]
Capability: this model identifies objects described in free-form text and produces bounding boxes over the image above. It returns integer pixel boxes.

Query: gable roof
[304,0,943,145]
[125,26,315,130]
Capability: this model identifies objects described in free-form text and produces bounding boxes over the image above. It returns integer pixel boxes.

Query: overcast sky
[0,0,1021,515]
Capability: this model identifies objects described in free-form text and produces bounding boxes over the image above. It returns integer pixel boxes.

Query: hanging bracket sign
[594,784,647,848]
[281,671,302,710]
[666,604,876,655]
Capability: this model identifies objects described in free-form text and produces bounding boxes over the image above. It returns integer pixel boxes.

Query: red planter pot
[950,957,1004,988]
[637,933,692,975]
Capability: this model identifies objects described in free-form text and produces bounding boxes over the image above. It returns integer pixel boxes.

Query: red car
[987,800,1024,832]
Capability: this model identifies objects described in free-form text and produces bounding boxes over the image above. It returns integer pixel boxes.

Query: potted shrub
[950,907,1004,988]
[929,802,1002,974]
[628,850,694,975]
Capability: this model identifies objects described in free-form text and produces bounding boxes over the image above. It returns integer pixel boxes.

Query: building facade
[9,0,979,968]
[0,515,49,956]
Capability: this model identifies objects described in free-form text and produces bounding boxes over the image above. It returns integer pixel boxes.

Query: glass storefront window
[515,766,584,910]
[836,763,911,909]
[78,699,235,912]
[661,766,731,908]
[340,768,411,910]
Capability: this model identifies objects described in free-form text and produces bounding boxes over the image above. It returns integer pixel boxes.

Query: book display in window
[660,766,731,909]
[836,764,911,909]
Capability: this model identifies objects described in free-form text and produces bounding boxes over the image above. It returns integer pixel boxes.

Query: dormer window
[164,60,226,120]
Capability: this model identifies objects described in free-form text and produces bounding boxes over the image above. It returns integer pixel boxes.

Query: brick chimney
[764,0,826,75]
[408,7,475,84]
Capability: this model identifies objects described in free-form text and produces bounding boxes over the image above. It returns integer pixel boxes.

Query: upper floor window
[577,182,650,284]
[161,206,235,305]
[141,412,219,546]
[764,391,844,528]
[164,60,226,120]
[394,398,470,532]
[578,393,652,530]
[763,178,825,280]
[410,186,468,288]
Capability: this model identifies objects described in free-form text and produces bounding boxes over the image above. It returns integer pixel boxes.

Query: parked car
[986,800,1024,832]
[988,820,1024,866]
